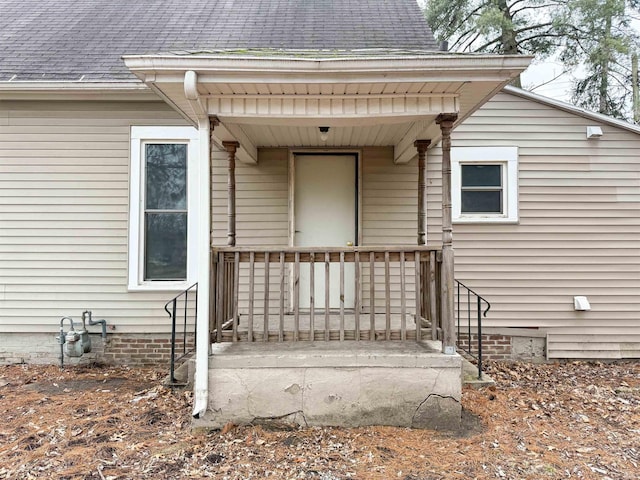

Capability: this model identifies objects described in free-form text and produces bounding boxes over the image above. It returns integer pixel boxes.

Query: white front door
[294,154,356,309]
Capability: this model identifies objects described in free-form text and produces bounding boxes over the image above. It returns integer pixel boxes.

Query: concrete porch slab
[196,341,462,431]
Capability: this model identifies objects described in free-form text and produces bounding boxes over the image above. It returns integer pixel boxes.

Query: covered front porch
[125,52,529,428]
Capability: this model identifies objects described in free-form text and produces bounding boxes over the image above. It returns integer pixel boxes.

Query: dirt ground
[0,360,638,480]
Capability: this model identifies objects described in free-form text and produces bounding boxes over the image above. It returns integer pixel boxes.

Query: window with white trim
[129,126,199,290]
[452,146,518,223]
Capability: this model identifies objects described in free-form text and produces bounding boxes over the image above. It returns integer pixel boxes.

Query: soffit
[124,54,532,163]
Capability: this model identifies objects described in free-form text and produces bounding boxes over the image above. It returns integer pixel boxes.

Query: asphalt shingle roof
[0,0,438,81]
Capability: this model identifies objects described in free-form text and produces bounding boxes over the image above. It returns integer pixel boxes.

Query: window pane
[145,144,187,210]
[461,190,503,213]
[144,213,187,280]
[462,164,501,187]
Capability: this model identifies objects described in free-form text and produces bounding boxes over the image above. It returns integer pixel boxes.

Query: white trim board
[452,146,519,224]
[128,125,200,291]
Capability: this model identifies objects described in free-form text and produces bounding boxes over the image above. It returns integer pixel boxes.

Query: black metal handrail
[455,280,491,380]
[164,283,198,385]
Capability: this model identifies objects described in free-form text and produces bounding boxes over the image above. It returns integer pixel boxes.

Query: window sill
[128,281,195,293]
[454,216,519,224]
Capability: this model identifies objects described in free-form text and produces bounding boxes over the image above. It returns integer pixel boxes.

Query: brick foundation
[458,333,513,361]
[458,331,547,361]
[0,332,194,366]
[102,334,195,366]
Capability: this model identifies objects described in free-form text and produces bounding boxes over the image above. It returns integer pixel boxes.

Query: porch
[201,244,462,430]
[123,52,529,427]
[199,110,463,429]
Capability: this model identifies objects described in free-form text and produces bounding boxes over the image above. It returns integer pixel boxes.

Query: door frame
[288,148,363,248]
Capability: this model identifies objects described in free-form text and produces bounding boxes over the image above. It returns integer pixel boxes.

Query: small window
[452,147,518,223]
[461,164,503,214]
[129,127,199,290]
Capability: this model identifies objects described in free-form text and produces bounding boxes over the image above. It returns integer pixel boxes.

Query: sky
[521,59,576,102]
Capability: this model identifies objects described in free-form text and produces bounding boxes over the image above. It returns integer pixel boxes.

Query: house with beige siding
[444,86,640,361]
[1,0,637,428]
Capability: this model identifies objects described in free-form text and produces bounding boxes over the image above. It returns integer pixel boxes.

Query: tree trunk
[599,14,613,114]
[497,0,522,87]
[632,53,639,124]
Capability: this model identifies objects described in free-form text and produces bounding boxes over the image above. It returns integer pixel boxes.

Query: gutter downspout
[185,70,211,418]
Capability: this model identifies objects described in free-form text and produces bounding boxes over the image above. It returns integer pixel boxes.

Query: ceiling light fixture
[319,126,330,142]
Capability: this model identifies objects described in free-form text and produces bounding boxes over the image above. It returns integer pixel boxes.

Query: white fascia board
[0,81,157,101]
[503,85,640,136]
[123,54,533,83]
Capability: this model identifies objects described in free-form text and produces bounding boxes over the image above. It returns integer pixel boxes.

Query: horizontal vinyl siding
[0,100,187,333]
[435,92,640,359]
[212,147,289,247]
[362,146,417,245]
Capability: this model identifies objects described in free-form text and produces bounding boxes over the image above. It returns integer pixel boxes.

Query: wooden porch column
[222,141,240,247]
[209,117,220,247]
[436,113,458,354]
[414,139,431,245]
[209,117,220,336]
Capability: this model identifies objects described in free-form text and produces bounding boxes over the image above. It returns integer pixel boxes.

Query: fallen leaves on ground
[0,360,638,479]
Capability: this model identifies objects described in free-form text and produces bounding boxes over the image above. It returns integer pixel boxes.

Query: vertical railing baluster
[415,251,422,341]
[232,251,240,342]
[294,252,300,341]
[209,254,215,343]
[170,298,177,382]
[263,251,270,342]
[477,296,483,380]
[183,289,188,355]
[384,251,391,341]
[369,251,375,341]
[310,251,315,342]
[400,251,406,341]
[215,252,224,343]
[325,252,330,341]
[355,251,360,341]
[279,252,285,342]
[339,251,345,341]
[429,250,437,341]
[467,288,471,354]
[248,251,255,343]
[225,258,231,327]
[457,281,460,348]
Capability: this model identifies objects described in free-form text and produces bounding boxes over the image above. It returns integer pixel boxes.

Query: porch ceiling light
[319,126,330,142]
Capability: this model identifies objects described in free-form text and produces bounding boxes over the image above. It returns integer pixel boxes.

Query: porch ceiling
[124,53,532,164]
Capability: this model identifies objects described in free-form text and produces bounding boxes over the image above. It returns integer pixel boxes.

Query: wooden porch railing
[210,246,442,343]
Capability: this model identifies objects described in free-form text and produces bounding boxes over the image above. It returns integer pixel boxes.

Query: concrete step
[165,354,195,388]
[461,357,495,388]
[198,340,463,430]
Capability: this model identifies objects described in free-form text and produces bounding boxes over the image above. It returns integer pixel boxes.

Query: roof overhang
[0,81,156,101]
[503,85,640,136]
[124,53,532,164]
